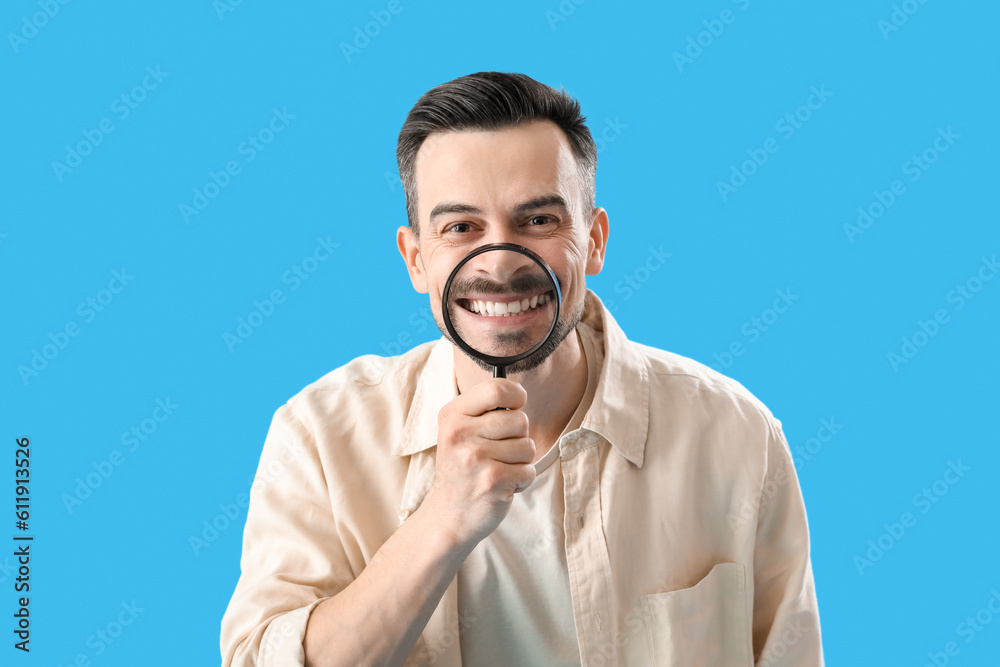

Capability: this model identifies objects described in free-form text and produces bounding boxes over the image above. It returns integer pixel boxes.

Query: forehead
[413,120,580,220]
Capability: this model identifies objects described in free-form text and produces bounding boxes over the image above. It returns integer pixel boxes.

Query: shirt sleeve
[751,416,825,666]
[221,402,355,666]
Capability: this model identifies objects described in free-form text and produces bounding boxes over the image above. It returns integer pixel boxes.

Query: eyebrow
[515,194,569,214]
[428,194,570,223]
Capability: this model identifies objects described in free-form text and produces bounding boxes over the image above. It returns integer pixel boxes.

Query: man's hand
[421,378,537,550]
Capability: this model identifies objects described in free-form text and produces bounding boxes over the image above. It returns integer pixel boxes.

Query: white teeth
[465,292,552,317]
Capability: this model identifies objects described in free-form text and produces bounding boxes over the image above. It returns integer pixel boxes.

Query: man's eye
[446,222,472,233]
[527,216,552,226]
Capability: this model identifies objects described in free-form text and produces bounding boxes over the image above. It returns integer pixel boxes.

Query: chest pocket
[640,562,753,666]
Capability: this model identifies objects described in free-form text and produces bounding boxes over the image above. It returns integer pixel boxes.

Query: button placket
[563,438,617,667]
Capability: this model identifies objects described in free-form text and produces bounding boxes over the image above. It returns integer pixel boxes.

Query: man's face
[397,120,608,373]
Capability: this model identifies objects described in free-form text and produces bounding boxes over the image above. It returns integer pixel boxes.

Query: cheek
[417,247,455,295]
[555,253,587,290]
[427,268,456,310]
[553,268,579,305]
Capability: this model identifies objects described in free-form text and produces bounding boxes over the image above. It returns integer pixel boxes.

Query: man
[221,72,824,666]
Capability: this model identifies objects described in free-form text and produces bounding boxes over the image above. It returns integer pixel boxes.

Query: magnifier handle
[491,365,509,411]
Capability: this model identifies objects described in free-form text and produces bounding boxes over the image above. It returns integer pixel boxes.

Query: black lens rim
[441,243,562,369]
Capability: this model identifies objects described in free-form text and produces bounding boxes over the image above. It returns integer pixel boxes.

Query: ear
[397,225,428,293]
[585,207,609,275]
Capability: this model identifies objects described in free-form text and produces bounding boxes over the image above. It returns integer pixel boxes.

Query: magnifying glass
[441,243,562,379]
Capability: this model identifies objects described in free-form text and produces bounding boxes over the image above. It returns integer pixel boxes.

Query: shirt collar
[393,289,649,468]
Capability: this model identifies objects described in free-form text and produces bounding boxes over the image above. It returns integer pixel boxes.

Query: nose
[468,245,536,285]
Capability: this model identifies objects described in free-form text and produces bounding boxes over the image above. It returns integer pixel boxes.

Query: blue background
[3,0,998,664]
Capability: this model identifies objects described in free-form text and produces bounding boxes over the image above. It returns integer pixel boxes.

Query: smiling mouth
[458,290,554,317]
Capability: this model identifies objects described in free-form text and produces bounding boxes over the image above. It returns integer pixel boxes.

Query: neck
[454,329,588,463]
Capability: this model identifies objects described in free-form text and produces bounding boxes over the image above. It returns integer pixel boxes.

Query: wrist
[409,497,477,564]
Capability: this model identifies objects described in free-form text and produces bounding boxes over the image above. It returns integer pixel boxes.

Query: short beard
[434,296,584,375]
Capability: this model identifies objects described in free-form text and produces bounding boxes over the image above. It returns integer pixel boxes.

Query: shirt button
[578,514,585,528]
[398,509,411,524]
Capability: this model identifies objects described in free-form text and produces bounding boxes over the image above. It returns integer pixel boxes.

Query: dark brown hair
[396,72,597,233]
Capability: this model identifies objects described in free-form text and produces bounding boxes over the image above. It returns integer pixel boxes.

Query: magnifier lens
[443,245,559,371]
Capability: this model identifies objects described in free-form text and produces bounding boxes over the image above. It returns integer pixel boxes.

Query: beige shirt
[456,323,601,666]
[221,290,824,666]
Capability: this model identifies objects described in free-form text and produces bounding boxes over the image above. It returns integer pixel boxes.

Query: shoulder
[279,340,440,433]
[631,340,781,431]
